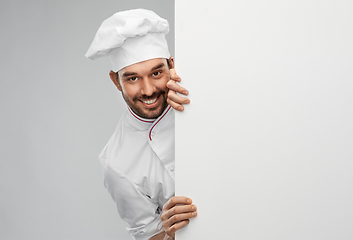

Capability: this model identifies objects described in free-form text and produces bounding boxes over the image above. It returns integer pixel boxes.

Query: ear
[168,56,175,69]
[109,70,122,91]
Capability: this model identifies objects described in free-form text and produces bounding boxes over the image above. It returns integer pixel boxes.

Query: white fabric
[85,9,170,71]
[99,105,175,240]
[109,33,170,72]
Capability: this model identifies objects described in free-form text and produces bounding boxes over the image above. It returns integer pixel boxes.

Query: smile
[140,95,161,109]
[143,98,157,104]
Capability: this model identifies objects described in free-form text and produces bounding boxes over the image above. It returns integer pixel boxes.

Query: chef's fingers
[167,80,189,95]
[163,211,197,231]
[167,91,190,111]
[165,219,190,237]
[167,90,190,104]
[166,211,197,227]
[169,69,181,83]
[167,95,186,112]
[163,196,192,211]
[161,204,197,222]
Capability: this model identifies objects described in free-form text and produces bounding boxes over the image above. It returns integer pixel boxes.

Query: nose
[140,77,156,96]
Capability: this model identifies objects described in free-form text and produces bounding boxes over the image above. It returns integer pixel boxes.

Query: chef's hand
[161,196,197,238]
[167,69,190,111]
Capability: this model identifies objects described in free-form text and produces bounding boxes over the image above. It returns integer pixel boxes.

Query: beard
[122,90,168,119]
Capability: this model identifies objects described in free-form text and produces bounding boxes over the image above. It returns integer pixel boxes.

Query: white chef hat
[85,9,170,72]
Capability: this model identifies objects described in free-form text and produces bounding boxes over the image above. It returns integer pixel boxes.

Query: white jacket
[99,105,175,240]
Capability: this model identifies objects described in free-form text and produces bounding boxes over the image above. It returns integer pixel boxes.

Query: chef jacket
[99,105,175,240]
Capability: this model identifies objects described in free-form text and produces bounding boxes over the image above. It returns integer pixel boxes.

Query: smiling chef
[85,9,197,240]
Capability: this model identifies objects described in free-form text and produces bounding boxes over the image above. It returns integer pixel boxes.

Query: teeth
[143,98,157,104]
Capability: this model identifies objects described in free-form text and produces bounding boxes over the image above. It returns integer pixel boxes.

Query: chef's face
[110,57,173,119]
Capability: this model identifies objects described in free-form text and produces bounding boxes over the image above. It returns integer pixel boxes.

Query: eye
[128,76,138,81]
[152,71,161,77]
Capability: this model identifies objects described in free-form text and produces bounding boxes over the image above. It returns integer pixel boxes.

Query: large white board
[175,1,353,239]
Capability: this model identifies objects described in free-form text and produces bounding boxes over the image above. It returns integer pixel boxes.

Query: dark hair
[166,58,171,69]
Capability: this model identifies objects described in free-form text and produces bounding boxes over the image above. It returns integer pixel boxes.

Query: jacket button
[170,167,175,172]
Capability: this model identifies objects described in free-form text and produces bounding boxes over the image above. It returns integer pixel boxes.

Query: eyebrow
[121,63,166,78]
[122,71,137,78]
[151,63,165,72]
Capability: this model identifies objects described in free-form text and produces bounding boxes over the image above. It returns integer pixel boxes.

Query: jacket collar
[126,105,172,135]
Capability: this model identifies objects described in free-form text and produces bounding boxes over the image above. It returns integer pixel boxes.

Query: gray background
[0,1,174,239]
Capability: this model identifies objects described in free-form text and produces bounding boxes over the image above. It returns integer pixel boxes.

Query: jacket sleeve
[102,161,164,240]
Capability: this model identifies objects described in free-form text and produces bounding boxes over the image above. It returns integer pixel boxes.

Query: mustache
[134,91,166,102]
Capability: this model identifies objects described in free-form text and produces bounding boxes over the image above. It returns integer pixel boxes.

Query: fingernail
[178,106,184,111]
[187,198,192,204]
[184,100,190,104]
[192,205,196,210]
[182,90,189,95]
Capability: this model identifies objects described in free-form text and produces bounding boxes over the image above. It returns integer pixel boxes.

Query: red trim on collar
[127,107,155,123]
[149,105,172,141]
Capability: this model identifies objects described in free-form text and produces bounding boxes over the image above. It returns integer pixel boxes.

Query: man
[85,9,197,240]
